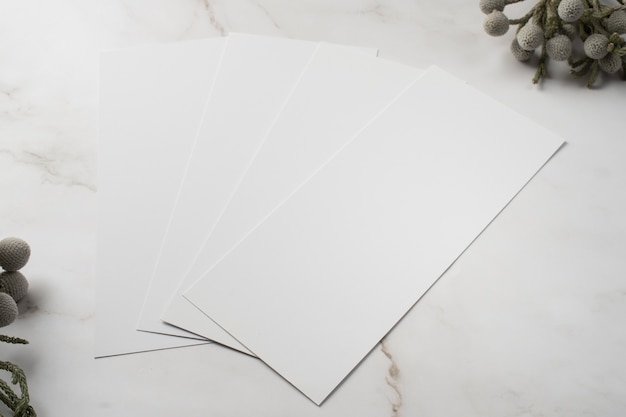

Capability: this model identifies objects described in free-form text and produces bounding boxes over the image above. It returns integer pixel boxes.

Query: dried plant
[481,0,626,86]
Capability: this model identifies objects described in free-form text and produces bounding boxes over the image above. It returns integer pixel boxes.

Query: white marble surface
[0,0,624,416]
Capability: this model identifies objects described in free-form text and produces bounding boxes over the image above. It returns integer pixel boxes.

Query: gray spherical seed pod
[0,271,29,302]
[584,34,609,59]
[546,35,573,61]
[517,24,544,51]
[598,53,623,73]
[484,10,509,36]
[511,38,533,61]
[0,237,31,272]
[480,0,505,14]
[561,23,578,40]
[558,0,585,23]
[606,10,626,34]
[0,293,18,327]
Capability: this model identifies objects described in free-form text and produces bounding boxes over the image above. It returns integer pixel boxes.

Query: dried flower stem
[0,336,35,417]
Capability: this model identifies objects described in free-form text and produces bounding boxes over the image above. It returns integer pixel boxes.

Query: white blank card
[96,37,225,357]
[185,66,564,404]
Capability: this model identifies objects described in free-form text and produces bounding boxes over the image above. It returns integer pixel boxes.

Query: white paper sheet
[162,44,422,345]
[96,37,226,357]
[136,34,322,349]
[184,66,564,404]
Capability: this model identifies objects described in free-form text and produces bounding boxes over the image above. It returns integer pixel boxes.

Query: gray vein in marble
[381,338,402,417]
[0,86,19,101]
[356,3,405,24]
[0,88,32,119]
[359,4,386,18]
[0,149,96,192]
[200,0,226,36]
[177,4,204,40]
[252,2,281,29]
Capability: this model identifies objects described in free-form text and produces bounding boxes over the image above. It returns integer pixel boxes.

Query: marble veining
[252,1,282,30]
[0,88,27,119]
[380,339,402,417]
[199,0,227,36]
[0,148,95,191]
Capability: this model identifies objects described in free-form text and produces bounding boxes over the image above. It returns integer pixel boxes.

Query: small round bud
[0,271,29,302]
[561,23,578,40]
[558,0,585,23]
[517,23,544,51]
[480,0,506,14]
[0,237,31,272]
[511,38,533,61]
[584,34,609,59]
[0,293,18,327]
[598,53,623,73]
[606,10,626,34]
[546,35,573,61]
[483,10,510,36]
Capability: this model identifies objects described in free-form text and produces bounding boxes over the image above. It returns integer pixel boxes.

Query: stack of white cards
[97,33,563,405]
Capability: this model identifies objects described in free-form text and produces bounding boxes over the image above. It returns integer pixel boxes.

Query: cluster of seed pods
[0,238,31,327]
[481,0,626,86]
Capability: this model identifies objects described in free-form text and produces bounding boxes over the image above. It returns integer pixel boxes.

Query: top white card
[184,66,564,404]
